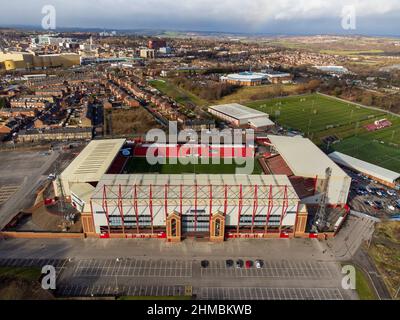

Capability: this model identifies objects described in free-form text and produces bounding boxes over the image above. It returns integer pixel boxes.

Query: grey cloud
[0,0,399,35]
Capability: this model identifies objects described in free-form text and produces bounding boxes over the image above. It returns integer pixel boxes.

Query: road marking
[199,287,344,300]
[0,185,20,205]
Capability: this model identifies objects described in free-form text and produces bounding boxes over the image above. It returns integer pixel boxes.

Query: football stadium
[56,136,351,242]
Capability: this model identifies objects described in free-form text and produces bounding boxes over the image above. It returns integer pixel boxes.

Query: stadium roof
[208,103,270,121]
[61,139,126,183]
[268,135,348,178]
[70,183,95,212]
[328,151,400,184]
[92,174,300,202]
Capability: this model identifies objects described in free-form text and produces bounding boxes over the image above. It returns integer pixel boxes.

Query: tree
[361,94,373,106]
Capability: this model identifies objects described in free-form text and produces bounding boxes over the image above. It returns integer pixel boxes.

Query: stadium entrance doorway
[166,211,226,242]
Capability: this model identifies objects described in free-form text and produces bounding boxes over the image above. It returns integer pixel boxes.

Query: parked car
[376,190,386,197]
[245,260,253,269]
[201,260,209,268]
[236,259,244,268]
[255,260,263,269]
[366,200,375,207]
[374,201,383,210]
[226,260,234,268]
[47,173,56,180]
[388,205,396,212]
[387,190,397,197]
[357,188,368,196]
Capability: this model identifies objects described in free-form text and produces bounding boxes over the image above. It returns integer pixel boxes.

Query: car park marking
[0,185,20,205]
[199,287,343,300]
[71,258,193,278]
[201,260,332,279]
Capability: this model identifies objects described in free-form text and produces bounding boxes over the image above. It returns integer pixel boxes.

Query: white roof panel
[329,151,400,184]
[249,117,275,128]
[92,174,300,202]
[208,103,269,121]
[61,139,126,183]
[268,135,348,178]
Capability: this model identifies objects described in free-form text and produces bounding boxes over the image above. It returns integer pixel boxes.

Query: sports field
[246,93,400,172]
[124,157,263,175]
[333,137,400,173]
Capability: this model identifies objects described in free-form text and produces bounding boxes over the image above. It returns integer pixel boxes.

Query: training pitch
[247,93,400,172]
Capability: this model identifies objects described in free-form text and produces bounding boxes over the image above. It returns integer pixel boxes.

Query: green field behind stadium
[246,93,400,172]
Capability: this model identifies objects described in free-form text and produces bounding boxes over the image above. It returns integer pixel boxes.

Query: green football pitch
[124,157,263,175]
[246,93,400,172]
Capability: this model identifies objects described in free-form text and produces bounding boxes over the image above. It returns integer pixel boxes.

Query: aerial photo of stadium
[56,136,350,242]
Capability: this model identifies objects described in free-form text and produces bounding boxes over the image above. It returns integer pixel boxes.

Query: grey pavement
[0,149,60,229]
[0,236,359,300]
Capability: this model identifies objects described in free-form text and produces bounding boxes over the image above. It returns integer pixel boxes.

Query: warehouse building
[328,151,400,189]
[208,103,275,129]
[0,51,81,71]
[263,71,293,84]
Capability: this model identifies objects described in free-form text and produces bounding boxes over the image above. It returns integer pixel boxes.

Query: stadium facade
[57,136,350,242]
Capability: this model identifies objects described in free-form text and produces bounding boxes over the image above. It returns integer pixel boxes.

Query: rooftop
[60,139,126,183]
[92,174,300,203]
[208,103,270,121]
[221,72,268,82]
[329,151,400,184]
[248,117,275,128]
[268,135,348,178]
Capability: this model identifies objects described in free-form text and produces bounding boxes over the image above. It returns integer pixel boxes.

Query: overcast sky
[1,0,400,35]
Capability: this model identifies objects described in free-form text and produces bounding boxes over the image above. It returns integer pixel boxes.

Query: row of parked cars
[201,259,264,269]
[353,184,400,212]
[355,186,397,198]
